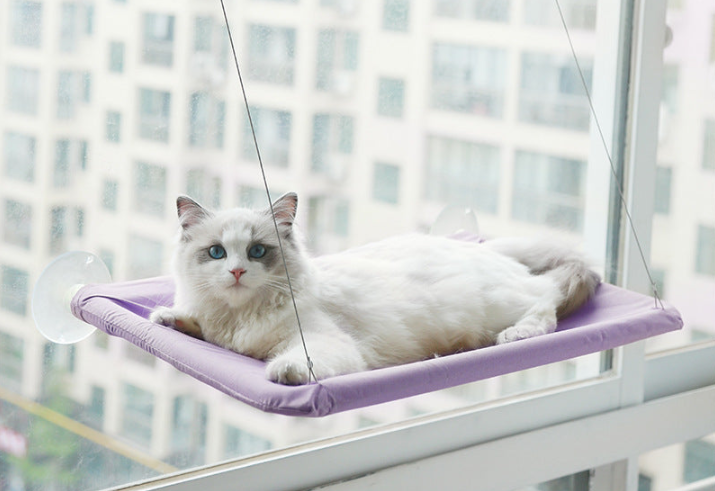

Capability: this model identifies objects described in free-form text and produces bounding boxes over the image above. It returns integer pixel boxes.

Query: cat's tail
[484,237,601,319]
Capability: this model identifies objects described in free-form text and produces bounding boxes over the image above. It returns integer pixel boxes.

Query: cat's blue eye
[208,245,226,260]
[248,244,266,259]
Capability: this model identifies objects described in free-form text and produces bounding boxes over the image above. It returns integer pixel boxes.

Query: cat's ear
[271,192,298,227]
[177,196,212,231]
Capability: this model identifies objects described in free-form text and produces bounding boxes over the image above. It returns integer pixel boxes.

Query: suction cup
[32,251,111,344]
[430,205,479,236]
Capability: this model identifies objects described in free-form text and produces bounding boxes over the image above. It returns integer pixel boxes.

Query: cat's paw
[150,306,180,327]
[149,307,203,338]
[266,356,313,385]
[496,324,548,344]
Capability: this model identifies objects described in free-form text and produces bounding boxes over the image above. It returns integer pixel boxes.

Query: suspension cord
[219,0,317,382]
[554,0,664,309]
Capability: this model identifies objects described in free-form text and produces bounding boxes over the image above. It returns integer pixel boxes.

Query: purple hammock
[70,273,682,417]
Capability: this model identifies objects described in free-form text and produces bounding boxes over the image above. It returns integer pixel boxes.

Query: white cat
[150,193,600,385]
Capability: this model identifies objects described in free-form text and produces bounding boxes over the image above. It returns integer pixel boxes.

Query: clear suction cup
[430,205,479,236]
[32,251,111,344]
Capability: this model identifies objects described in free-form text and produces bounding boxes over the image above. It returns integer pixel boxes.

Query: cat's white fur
[150,193,600,385]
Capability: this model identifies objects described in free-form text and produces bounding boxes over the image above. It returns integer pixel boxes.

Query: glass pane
[512,470,591,491]
[0,0,619,488]
[646,2,715,352]
[639,432,715,490]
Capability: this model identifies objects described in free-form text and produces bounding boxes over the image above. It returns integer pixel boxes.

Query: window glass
[639,432,715,490]
[0,1,629,489]
[646,2,715,351]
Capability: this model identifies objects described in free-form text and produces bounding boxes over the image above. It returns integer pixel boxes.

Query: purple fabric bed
[70,276,682,417]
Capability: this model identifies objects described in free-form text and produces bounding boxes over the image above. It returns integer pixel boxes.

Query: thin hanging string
[219,0,317,382]
[553,0,664,310]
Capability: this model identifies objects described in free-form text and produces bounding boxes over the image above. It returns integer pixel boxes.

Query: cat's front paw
[149,307,203,339]
[266,356,313,385]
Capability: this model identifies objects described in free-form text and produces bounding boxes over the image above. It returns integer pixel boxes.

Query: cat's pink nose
[230,268,246,282]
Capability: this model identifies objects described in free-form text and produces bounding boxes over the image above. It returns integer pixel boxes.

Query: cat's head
[172,193,305,307]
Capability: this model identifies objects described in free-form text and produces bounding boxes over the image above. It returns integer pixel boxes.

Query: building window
[138,88,171,142]
[189,92,225,149]
[519,53,592,131]
[242,106,291,167]
[50,206,67,254]
[311,113,354,177]
[59,2,93,52]
[102,179,118,210]
[6,66,40,115]
[4,132,35,182]
[523,0,596,30]
[10,0,42,48]
[424,136,500,213]
[433,0,510,22]
[703,119,715,170]
[432,43,506,118]
[0,332,24,393]
[194,16,213,52]
[316,29,359,92]
[377,77,405,118]
[143,13,175,66]
[134,162,167,217]
[109,41,125,73]
[53,139,87,188]
[106,111,121,142]
[127,235,164,279]
[57,70,91,119]
[373,163,401,204]
[247,25,296,85]
[186,169,222,209]
[1,266,29,316]
[121,383,154,448]
[224,424,271,459]
[695,225,715,276]
[684,438,715,483]
[512,150,586,232]
[3,200,32,249]
[383,0,410,31]
[654,166,672,215]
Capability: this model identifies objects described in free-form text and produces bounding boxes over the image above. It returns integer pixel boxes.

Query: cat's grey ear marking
[271,192,298,227]
[177,196,211,231]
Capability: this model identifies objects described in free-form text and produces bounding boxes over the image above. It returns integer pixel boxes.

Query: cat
[150,193,601,385]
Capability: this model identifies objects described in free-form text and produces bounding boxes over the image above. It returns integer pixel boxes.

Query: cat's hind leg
[495,297,559,345]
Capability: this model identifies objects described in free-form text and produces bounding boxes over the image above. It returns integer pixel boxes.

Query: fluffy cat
[150,193,600,385]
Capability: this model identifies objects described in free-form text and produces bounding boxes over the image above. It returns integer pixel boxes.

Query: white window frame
[118,2,715,490]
